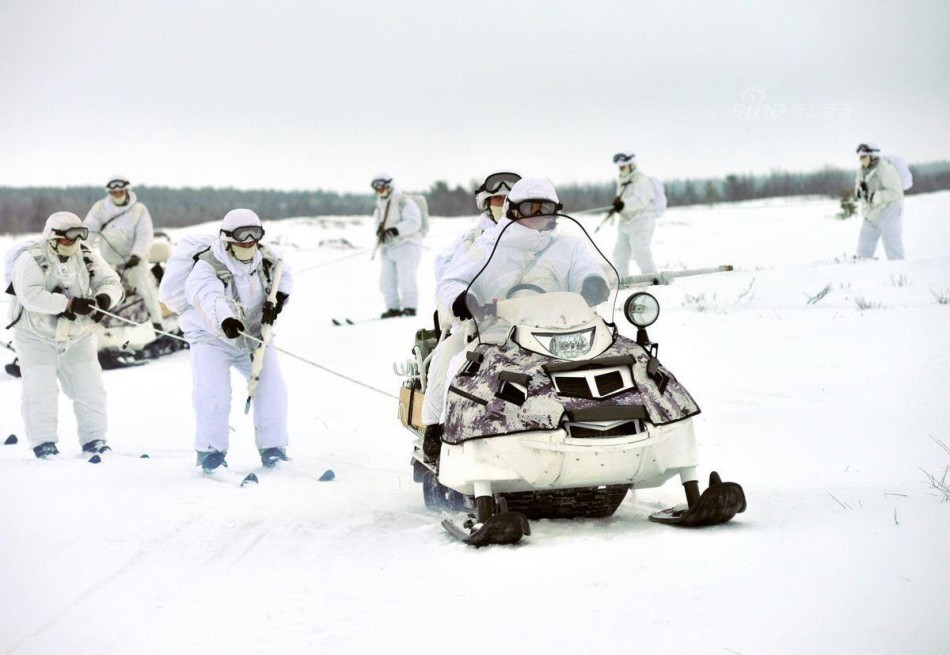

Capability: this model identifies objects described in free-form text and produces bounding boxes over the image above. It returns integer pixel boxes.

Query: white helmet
[504,177,561,220]
[105,175,131,190]
[370,172,393,191]
[219,208,264,243]
[612,151,636,166]
[475,171,521,210]
[43,211,84,239]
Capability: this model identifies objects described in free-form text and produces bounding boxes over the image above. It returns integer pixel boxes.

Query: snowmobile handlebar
[618,265,734,290]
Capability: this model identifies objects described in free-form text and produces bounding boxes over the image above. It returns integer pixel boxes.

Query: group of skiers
[5,179,294,471]
[4,143,907,466]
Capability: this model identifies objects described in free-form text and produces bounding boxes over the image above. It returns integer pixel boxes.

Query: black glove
[262,292,289,325]
[70,297,97,316]
[221,317,244,339]
[612,198,625,212]
[382,227,399,242]
[581,277,610,306]
[125,255,141,269]
[857,181,868,200]
[91,293,112,323]
[452,292,473,321]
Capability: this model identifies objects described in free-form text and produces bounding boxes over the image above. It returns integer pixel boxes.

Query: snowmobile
[397,215,745,546]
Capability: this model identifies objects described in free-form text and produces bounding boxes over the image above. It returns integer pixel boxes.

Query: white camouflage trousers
[190,339,288,454]
[15,328,107,448]
[857,203,904,260]
[379,242,422,311]
[613,215,657,276]
[422,328,468,425]
[123,261,165,326]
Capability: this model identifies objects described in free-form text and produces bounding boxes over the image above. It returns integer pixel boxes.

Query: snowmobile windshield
[463,214,619,349]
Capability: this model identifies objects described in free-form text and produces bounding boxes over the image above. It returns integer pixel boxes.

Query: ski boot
[82,439,112,455]
[649,471,747,527]
[401,308,417,317]
[196,450,228,473]
[259,447,289,468]
[380,308,402,319]
[422,424,443,464]
[33,442,60,459]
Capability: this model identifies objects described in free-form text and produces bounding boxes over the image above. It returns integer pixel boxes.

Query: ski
[254,458,335,482]
[201,467,259,487]
[87,451,151,464]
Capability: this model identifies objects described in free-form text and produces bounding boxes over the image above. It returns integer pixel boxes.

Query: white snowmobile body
[431,217,700,507]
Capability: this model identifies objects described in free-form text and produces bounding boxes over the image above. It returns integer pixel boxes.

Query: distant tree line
[2,161,949,234]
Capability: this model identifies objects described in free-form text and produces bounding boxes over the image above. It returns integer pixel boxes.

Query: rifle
[245,261,285,414]
[619,265,733,290]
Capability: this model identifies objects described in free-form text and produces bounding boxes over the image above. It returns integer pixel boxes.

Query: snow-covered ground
[1,193,948,654]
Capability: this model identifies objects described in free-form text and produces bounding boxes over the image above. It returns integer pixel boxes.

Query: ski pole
[238,330,397,400]
[244,262,284,414]
[618,264,734,290]
[0,338,15,353]
[95,308,190,345]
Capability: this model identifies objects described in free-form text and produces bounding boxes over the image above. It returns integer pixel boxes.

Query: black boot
[33,442,60,459]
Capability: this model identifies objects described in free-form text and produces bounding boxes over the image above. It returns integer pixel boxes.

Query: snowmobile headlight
[533,327,595,359]
[623,292,660,328]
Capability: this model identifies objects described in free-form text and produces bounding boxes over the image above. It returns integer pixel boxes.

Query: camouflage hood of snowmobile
[444,333,700,444]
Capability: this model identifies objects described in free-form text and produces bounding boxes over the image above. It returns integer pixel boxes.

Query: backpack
[158,234,277,315]
[649,178,668,216]
[401,194,430,236]
[883,155,913,191]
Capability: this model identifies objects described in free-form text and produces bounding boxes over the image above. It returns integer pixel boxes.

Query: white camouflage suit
[855,158,905,260]
[179,238,294,454]
[374,189,423,311]
[423,211,496,425]
[9,240,122,448]
[83,191,164,325]
[428,218,606,423]
[613,168,658,276]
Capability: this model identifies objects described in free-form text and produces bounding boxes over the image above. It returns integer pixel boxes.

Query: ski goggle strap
[221,225,265,242]
[106,179,130,190]
[856,144,880,156]
[371,179,392,191]
[477,172,521,194]
[51,227,89,241]
[508,199,563,218]
[613,152,636,164]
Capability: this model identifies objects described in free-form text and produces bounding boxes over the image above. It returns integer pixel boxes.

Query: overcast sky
[1,0,947,194]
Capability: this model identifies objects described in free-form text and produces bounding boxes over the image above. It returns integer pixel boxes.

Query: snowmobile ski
[649,472,746,527]
[441,511,531,547]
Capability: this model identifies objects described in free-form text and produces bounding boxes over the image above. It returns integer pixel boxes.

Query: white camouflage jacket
[616,169,656,222]
[83,192,154,266]
[180,239,294,347]
[855,159,904,223]
[8,241,122,342]
[373,189,423,250]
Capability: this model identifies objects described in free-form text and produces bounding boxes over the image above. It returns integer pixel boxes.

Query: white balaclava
[220,208,263,262]
[856,142,881,168]
[44,211,85,257]
[614,150,637,182]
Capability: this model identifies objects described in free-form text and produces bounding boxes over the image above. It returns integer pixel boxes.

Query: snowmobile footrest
[649,482,746,527]
[442,511,530,547]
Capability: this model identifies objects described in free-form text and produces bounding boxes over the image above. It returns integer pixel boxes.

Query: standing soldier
[171,209,294,472]
[609,151,658,276]
[854,143,906,260]
[6,212,122,458]
[84,175,165,332]
[371,173,423,318]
